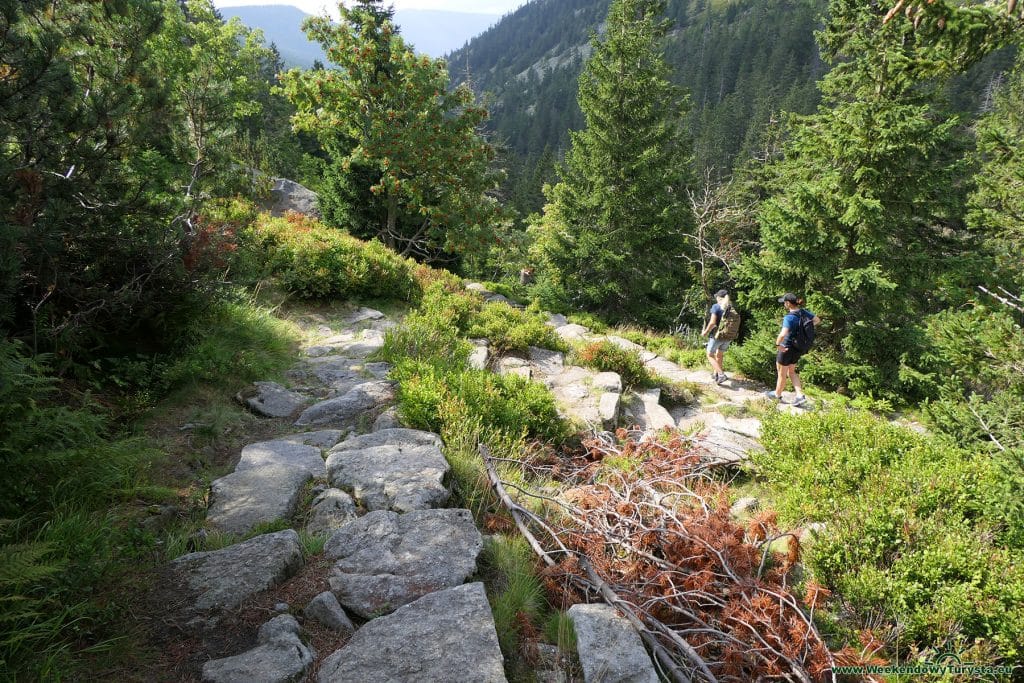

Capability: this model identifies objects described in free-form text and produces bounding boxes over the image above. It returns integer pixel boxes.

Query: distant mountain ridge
[216,4,500,65]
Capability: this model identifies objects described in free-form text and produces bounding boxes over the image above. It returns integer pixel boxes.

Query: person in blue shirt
[700,289,732,385]
[764,292,820,406]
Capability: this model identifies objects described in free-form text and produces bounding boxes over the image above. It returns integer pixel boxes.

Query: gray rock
[236,382,310,419]
[371,406,403,431]
[464,282,491,294]
[294,356,391,395]
[264,178,320,218]
[273,602,290,614]
[237,440,325,478]
[304,591,355,635]
[324,509,482,618]
[294,381,397,428]
[485,293,512,305]
[468,339,489,370]
[546,313,569,327]
[496,356,532,380]
[592,372,623,393]
[730,497,760,518]
[306,488,358,535]
[317,583,506,683]
[799,522,827,541]
[342,307,385,325]
[568,603,657,683]
[604,335,658,363]
[202,614,314,683]
[700,426,764,466]
[624,389,676,431]
[528,346,565,377]
[329,428,443,454]
[280,430,345,450]
[326,430,450,512]
[171,530,304,613]
[554,324,591,341]
[207,466,313,535]
[598,392,620,430]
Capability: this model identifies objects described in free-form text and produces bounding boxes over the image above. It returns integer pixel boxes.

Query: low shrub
[244,213,420,302]
[466,302,567,355]
[571,340,652,390]
[754,408,1024,663]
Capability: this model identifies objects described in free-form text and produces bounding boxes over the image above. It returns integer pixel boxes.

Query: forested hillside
[452,0,1015,218]
[3,0,1024,680]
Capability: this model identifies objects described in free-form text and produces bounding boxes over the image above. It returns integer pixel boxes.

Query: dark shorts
[777,347,804,366]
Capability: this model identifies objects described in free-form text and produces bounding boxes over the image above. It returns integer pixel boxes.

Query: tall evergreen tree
[531,0,694,326]
[736,0,986,398]
[281,1,503,265]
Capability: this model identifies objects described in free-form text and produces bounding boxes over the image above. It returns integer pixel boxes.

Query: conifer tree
[531,0,694,326]
[281,1,502,264]
[738,0,983,398]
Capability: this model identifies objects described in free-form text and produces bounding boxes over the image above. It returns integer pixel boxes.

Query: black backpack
[790,309,815,352]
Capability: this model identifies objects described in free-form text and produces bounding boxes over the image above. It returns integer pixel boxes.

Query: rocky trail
[156,288,804,682]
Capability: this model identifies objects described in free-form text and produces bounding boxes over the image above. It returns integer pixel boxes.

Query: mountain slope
[218,5,325,67]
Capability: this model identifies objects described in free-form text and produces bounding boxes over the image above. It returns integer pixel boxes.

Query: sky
[214,0,530,17]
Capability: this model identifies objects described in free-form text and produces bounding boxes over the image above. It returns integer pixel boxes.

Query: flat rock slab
[317,583,506,683]
[568,603,658,683]
[623,390,676,431]
[207,465,313,535]
[685,412,762,440]
[700,426,764,466]
[202,614,314,683]
[554,324,591,341]
[326,428,448,512]
[237,440,325,478]
[236,382,310,418]
[324,509,482,618]
[294,381,397,428]
[170,530,304,613]
[280,430,345,450]
[342,307,385,325]
[604,335,658,363]
[290,357,391,396]
[306,488,359,535]
[527,346,565,377]
[546,366,619,428]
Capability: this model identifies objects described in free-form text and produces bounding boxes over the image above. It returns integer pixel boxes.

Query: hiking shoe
[716,373,728,385]
[763,390,781,401]
[792,395,808,407]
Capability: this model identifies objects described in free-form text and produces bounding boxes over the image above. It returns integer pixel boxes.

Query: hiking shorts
[777,347,804,366]
[707,336,732,355]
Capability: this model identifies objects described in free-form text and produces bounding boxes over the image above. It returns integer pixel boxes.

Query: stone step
[317,583,507,683]
[201,614,315,683]
[323,508,482,619]
[568,603,658,683]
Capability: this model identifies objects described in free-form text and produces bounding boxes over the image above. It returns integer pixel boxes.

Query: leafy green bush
[244,212,420,302]
[754,408,1024,662]
[571,340,652,390]
[466,302,567,355]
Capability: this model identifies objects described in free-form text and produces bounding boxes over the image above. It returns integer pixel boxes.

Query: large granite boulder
[264,178,320,218]
[201,614,314,683]
[294,380,397,428]
[323,509,482,618]
[170,530,304,614]
[316,583,506,683]
[207,467,313,535]
[305,488,358,535]
[568,603,658,683]
[236,440,325,477]
[325,428,449,512]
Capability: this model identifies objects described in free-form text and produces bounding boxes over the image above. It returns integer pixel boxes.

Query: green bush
[244,213,420,302]
[571,340,652,390]
[466,302,567,355]
[754,408,1024,662]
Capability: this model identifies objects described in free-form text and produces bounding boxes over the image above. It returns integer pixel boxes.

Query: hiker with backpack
[764,292,819,406]
[700,289,740,385]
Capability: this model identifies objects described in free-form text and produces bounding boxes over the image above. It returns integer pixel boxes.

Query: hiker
[764,292,820,406]
[700,289,739,385]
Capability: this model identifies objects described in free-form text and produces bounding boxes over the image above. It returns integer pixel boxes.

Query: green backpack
[715,305,741,341]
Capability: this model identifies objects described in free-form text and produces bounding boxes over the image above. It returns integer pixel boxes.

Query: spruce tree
[532,0,693,326]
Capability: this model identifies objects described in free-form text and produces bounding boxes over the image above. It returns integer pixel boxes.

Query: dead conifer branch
[478,435,839,682]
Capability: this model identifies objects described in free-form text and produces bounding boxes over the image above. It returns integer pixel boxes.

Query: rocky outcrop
[568,603,658,683]
[316,583,506,683]
[323,509,482,618]
[201,614,314,683]
[170,530,304,614]
[263,178,320,218]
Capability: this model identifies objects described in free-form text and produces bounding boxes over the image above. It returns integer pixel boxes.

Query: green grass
[480,535,547,662]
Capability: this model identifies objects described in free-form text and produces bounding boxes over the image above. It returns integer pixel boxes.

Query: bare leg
[775,362,787,397]
[790,366,804,397]
[715,350,726,376]
[707,351,724,376]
